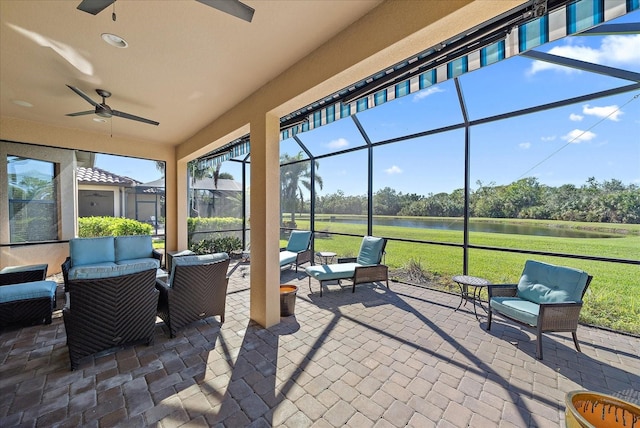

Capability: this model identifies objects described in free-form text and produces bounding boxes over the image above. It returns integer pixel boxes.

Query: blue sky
[97,10,640,196]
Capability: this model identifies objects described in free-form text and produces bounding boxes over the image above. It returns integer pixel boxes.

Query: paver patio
[1,261,638,427]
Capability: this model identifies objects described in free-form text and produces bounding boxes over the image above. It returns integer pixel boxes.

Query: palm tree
[280,152,323,227]
[188,160,211,217]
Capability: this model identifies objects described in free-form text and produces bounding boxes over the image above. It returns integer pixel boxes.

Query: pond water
[328,217,619,239]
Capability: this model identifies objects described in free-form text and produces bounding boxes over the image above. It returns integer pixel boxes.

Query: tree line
[312,177,640,224]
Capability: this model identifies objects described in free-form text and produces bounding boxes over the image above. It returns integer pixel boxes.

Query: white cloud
[327,138,349,149]
[561,129,596,143]
[583,104,623,121]
[384,165,403,175]
[541,135,556,142]
[519,142,531,149]
[527,34,640,75]
[569,113,583,121]
[413,86,444,101]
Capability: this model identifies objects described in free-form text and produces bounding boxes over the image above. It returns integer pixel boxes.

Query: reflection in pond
[329,217,620,239]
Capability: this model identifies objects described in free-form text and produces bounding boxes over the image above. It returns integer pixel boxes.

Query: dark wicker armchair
[157,254,230,337]
[63,268,159,370]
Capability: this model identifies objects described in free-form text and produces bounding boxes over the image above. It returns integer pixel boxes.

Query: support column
[250,112,281,328]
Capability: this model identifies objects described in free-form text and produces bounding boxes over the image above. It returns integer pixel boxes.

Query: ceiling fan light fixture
[12,99,33,107]
[93,117,107,123]
[101,32,128,48]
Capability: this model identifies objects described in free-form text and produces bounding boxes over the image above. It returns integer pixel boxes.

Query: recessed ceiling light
[101,33,128,48]
[93,118,107,123]
[12,99,33,107]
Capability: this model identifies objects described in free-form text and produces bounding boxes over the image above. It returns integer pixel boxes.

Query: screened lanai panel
[356,79,464,143]
[372,130,465,244]
[314,149,368,237]
[296,116,367,157]
[459,38,640,121]
[280,137,310,160]
[468,91,639,261]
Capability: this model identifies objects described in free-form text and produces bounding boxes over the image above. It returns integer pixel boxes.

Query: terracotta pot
[565,390,640,428]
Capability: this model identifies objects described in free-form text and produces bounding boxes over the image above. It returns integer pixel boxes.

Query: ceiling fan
[77,0,255,23]
[65,85,159,126]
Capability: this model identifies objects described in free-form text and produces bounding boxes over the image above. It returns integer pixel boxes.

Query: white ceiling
[0,0,383,146]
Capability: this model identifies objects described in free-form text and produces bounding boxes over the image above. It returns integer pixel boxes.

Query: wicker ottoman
[0,280,58,327]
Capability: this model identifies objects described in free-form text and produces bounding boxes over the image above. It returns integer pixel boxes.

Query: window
[7,155,58,243]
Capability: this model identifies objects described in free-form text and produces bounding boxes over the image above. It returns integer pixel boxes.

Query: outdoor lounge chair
[279,230,312,273]
[305,236,388,296]
[0,264,57,327]
[156,253,230,337]
[486,259,592,360]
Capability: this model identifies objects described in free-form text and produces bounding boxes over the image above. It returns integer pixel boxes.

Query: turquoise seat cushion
[116,257,160,268]
[1,264,47,274]
[169,252,229,285]
[286,231,311,253]
[356,236,385,266]
[115,235,153,262]
[0,280,57,303]
[279,251,298,266]
[490,296,539,327]
[516,260,589,304]
[68,260,157,280]
[70,237,115,266]
[305,263,360,281]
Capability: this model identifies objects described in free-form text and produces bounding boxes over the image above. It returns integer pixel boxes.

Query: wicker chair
[305,236,388,296]
[487,260,592,360]
[0,264,56,327]
[156,253,230,338]
[63,268,159,370]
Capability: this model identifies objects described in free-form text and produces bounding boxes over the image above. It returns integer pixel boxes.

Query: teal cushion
[356,236,385,266]
[116,257,160,269]
[286,231,311,253]
[305,263,359,281]
[0,280,57,303]
[1,264,47,274]
[115,235,153,262]
[68,261,157,280]
[516,260,589,304]
[279,251,298,266]
[490,296,539,326]
[70,237,115,266]
[170,253,229,284]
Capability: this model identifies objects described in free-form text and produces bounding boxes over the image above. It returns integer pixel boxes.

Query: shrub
[189,235,242,255]
[78,216,153,237]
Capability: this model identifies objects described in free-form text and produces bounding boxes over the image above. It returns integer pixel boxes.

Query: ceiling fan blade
[112,110,159,126]
[77,0,115,15]
[66,110,95,117]
[196,0,254,23]
[66,85,99,107]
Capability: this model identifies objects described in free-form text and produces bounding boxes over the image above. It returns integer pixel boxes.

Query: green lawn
[285,217,640,335]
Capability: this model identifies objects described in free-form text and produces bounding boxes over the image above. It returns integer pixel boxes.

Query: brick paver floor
[1,261,638,427]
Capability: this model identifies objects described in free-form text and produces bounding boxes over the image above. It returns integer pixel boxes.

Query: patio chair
[305,236,388,296]
[486,259,592,360]
[279,230,312,273]
[156,253,230,337]
[63,266,159,370]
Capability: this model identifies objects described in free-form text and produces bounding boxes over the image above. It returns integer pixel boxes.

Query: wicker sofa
[61,235,162,370]
[62,235,162,290]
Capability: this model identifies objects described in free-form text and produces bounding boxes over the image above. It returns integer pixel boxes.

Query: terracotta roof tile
[76,167,139,186]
